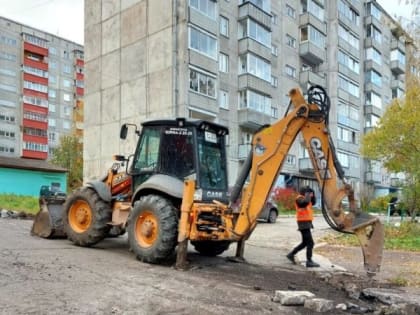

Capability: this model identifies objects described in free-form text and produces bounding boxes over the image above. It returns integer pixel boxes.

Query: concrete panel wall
[84,0,174,179]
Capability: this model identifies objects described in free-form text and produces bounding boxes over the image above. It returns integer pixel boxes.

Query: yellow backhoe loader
[32,86,384,274]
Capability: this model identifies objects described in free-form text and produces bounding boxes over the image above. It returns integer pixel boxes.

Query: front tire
[192,240,231,256]
[63,187,112,246]
[267,209,278,223]
[127,195,178,264]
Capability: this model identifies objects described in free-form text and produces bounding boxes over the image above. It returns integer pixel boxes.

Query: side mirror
[120,124,128,139]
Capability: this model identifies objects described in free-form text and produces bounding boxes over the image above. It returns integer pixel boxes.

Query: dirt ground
[0,217,419,314]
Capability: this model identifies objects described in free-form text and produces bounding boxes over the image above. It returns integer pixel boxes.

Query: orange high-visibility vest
[295,194,314,222]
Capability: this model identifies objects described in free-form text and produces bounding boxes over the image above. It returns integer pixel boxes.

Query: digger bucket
[350,212,385,275]
[31,195,67,238]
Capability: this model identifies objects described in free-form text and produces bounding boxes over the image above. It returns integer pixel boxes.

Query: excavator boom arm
[233,87,384,274]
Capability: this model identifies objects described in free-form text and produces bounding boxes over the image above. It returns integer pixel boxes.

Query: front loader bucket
[351,212,385,275]
[31,197,66,238]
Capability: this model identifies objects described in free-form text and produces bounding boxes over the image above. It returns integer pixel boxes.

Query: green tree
[361,78,420,220]
[51,135,83,191]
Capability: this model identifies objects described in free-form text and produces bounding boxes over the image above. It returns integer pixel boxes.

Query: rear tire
[63,187,112,246]
[192,240,230,256]
[127,195,178,264]
[267,209,278,223]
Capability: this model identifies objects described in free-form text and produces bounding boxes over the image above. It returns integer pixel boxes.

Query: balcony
[23,58,48,71]
[188,92,218,117]
[364,37,381,51]
[299,41,325,65]
[365,171,381,184]
[238,74,272,96]
[299,12,326,34]
[299,70,326,92]
[364,59,382,74]
[188,7,218,35]
[337,114,360,130]
[391,39,405,51]
[238,108,271,131]
[238,38,271,61]
[337,140,359,153]
[24,42,48,57]
[364,104,382,117]
[391,79,405,90]
[364,15,382,31]
[364,82,382,95]
[238,2,271,30]
[238,144,252,160]
[390,60,405,75]
[299,158,314,173]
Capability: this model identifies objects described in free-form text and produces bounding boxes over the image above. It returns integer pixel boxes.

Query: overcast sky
[0,0,415,45]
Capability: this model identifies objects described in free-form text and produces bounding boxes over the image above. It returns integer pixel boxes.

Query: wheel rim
[68,200,92,233]
[135,210,158,248]
[270,211,276,222]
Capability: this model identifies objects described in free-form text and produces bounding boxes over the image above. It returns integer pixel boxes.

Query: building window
[0,129,15,139]
[23,127,47,137]
[366,91,382,109]
[365,70,382,87]
[23,66,48,78]
[238,18,271,47]
[365,114,380,128]
[286,4,296,18]
[286,34,296,48]
[48,132,57,142]
[338,126,357,144]
[271,106,278,118]
[23,96,48,108]
[0,68,16,77]
[302,0,324,22]
[0,83,17,93]
[337,152,350,168]
[24,111,47,122]
[366,47,382,65]
[49,75,57,84]
[367,24,382,44]
[338,25,359,50]
[286,154,296,165]
[48,118,56,127]
[49,60,57,69]
[219,90,229,109]
[63,106,71,116]
[285,64,296,78]
[49,89,56,98]
[367,2,381,20]
[271,75,278,87]
[49,103,56,113]
[239,89,271,115]
[63,93,72,102]
[271,44,278,56]
[22,33,47,48]
[0,99,16,108]
[300,25,325,48]
[189,0,217,20]
[239,0,270,13]
[392,88,404,99]
[0,51,17,62]
[62,78,72,88]
[338,75,359,97]
[49,47,57,55]
[23,142,48,152]
[0,34,17,46]
[220,16,229,37]
[62,64,72,74]
[239,53,271,82]
[189,26,217,60]
[271,12,278,25]
[338,102,359,121]
[189,68,216,98]
[391,49,406,65]
[338,0,359,25]
[24,81,48,93]
[63,120,71,129]
[219,53,229,72]
[338,50,360,74]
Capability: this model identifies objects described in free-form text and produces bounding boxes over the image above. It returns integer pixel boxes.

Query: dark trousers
[290,228,314,261]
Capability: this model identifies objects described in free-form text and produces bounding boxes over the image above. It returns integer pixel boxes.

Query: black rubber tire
[63,187,112,246]
[192,240,231,256]
[127,195,178,264]
[267,209,278,223]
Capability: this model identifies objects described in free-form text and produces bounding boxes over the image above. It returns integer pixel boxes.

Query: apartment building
[0,17,84,160]
[84,0,414,197]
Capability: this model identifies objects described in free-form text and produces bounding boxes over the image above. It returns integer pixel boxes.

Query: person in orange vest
[286,186,320,268]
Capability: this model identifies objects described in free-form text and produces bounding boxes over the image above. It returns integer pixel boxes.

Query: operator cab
[124,118,229,203]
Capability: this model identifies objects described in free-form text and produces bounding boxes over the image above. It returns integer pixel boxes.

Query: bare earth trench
[0,215,419,315]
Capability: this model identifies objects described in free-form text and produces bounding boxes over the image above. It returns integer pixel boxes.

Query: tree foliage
[51,135,83,191]
[361,78,420,219]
